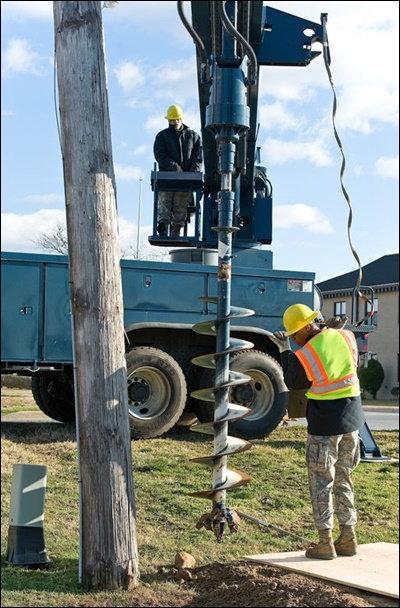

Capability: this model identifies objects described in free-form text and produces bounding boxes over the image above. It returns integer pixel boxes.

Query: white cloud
[0,208,169,261]
[375,156,399,179]
[263,137,333,167]
[258,101,304,132]
[258,64,325,103]
[117,216,137,256]
[333,85,399,133]
[149,58,199,104]
[114,164,144,181]
[274,204,334,234]
[117,219,168,260]
[151,61,192,86]
[113,61,144,93]
[1,209,66,253]
[1,39,48,77]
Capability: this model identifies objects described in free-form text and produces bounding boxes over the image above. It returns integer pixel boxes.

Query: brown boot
[334,525,357,556]
[305,529,337,560]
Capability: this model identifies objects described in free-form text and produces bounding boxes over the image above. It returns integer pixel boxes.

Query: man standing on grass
[270,304,365,560]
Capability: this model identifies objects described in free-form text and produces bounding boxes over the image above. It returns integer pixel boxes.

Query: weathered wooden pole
[53,1,139,590]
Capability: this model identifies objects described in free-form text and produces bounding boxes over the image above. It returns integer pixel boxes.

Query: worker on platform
[269,304,365,560]
[153,104,202,237]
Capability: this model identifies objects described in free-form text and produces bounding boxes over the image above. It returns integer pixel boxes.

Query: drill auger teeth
[195,505,242,541]
[189,468,251,498]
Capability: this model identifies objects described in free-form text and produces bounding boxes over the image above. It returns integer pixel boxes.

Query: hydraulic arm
[184,0,327,249]
[182,1,327,540]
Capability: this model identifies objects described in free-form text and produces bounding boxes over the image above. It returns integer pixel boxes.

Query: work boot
[305,529,337,560]
[334,525,357,556]
[171,224,182,237]
[157,221,168,236]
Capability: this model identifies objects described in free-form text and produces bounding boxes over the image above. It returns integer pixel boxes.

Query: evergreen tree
[358,358,384,399]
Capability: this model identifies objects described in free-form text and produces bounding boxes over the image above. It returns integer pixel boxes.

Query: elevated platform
[148,169,204,247]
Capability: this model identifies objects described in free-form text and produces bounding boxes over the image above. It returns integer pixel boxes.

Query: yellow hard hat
[283,304,320,335]
[165,104,184,120]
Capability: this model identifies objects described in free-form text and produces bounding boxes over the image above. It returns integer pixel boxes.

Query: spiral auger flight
[189,294,256,542]
[180,0,264,542]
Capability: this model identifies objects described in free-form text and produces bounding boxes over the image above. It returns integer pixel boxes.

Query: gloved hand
[269,330,291,353]
[324,316,348,330]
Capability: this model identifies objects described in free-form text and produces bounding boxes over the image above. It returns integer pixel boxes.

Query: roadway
[286,405,399,431]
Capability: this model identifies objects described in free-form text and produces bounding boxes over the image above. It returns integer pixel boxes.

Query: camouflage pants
[158,191,193,227]
[306,431,360,530]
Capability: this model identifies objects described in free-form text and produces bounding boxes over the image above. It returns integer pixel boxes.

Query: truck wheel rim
[230,368,274,421]
[127,365,171,420]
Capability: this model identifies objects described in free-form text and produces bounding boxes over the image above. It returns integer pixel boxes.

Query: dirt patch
[159,560,397,607]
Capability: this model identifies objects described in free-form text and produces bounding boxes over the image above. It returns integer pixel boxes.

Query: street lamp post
[136,177,142,259]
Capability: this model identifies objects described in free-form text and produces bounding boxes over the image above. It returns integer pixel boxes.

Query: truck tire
[31,376,75,423]
[192,350,288,440]
[126,346,187,439]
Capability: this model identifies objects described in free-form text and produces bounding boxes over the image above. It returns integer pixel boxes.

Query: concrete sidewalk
[363,405,399,413]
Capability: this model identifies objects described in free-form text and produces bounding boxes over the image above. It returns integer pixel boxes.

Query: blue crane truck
[1,248,319,439]
[2,2,332,441]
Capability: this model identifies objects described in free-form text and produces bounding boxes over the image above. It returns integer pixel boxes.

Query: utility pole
[53,1,139,590]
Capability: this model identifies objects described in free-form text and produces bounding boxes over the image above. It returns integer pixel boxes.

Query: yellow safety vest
[295,328,360,400]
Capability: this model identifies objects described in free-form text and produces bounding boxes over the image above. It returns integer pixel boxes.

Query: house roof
[317,253,399,292]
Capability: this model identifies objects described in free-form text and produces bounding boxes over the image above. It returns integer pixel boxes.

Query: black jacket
[280,348,365,436]
[154,124,202,172]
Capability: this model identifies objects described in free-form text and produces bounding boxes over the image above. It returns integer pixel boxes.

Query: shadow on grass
[1,557,175,594]
[1,421,77,444]
[1,557,83,593]
[1,418,309,451]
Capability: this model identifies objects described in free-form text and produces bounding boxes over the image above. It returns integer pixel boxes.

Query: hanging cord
[321,17,374,326]
[177,1,209,83]
[218,0,258,85]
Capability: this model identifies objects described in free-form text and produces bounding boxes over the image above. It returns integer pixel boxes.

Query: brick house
[317,253,399,400]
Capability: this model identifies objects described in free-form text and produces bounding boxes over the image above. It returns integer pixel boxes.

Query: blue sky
[1,1,398,283]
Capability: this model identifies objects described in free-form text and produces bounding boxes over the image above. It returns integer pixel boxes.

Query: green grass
[1,415,398,607]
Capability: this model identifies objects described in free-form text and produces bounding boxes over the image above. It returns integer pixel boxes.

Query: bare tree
[33,222,132,257]
[33,225,171,261]
[146,247,171,262]
[32,221,68,254]
[53,1,139,591]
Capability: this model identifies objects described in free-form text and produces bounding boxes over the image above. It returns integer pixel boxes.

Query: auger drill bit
[187,0,257,542]
[190,297,255,543]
